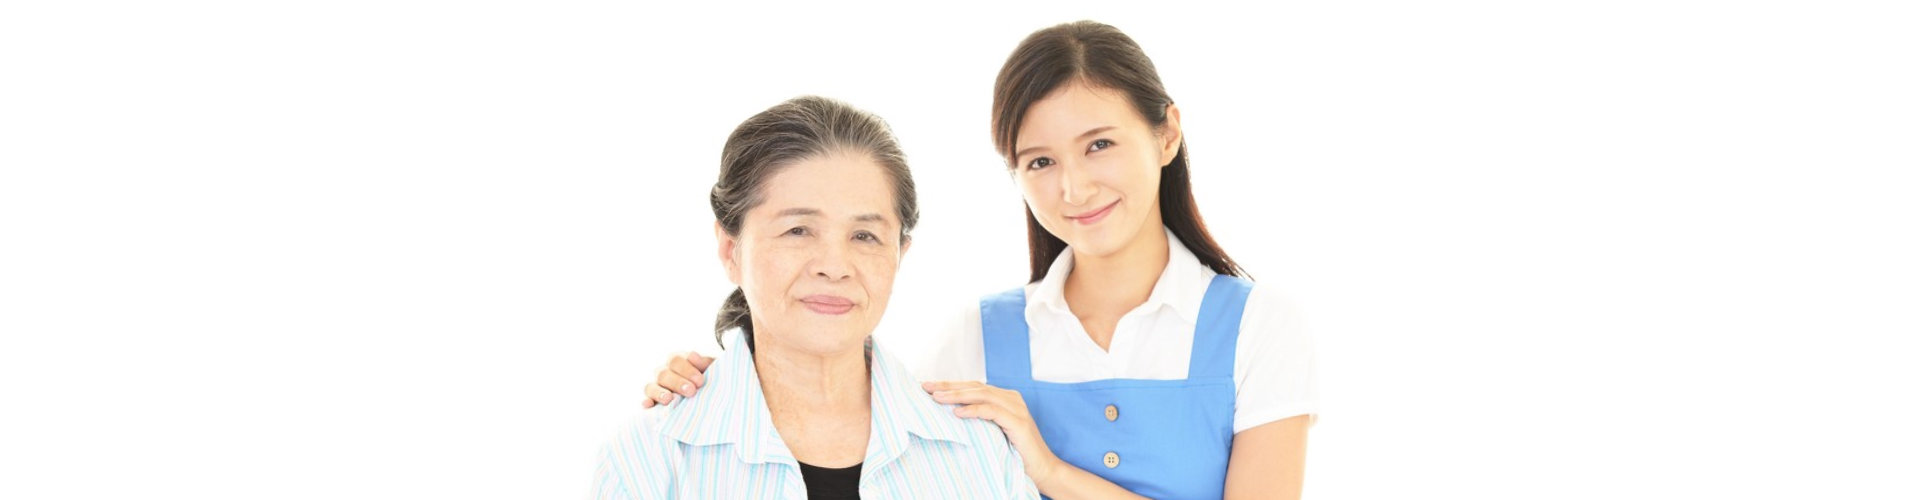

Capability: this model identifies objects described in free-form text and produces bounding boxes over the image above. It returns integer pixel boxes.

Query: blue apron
[980,274,1252,500]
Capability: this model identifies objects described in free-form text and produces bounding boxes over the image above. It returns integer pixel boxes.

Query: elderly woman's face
[719,150,907,354]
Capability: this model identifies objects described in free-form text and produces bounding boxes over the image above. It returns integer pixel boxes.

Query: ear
[715,221,742,286]
[899,235,913,259]
[1157,102,1184,167]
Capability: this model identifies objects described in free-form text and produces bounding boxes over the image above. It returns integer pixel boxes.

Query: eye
[1088,139,1114,152]
[785,226,809,236]
[1025,156,1054,170]
[853,230,881,244]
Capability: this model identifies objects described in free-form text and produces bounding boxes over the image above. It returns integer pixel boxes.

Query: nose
[810,239,854,281]
[1059,159,1098,207]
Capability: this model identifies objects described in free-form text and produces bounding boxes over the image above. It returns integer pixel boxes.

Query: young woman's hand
[638,351,713,408]
[923,380,1064,486]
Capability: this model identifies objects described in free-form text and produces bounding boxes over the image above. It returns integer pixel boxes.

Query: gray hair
[710,96,920,349]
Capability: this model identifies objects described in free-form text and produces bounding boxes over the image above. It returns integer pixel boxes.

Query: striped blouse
[591,330,1039,499]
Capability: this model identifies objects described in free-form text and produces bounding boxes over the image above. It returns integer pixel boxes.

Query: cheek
[855,254,900,299]
[741,244,803,297]
[1015,174,1059,212]
[1108,154,1162,196]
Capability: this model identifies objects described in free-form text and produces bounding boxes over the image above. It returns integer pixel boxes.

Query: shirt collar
[1027,227,1217,324]
[655,329,791,464]
[865,334,972,465]
[656,330,971,467]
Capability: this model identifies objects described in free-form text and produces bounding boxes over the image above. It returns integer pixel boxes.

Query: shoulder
[608,408,675,448]
[1229,280,1320,432]
[1237,280,1310,343]
[591,409,680,498]
[927,401,1036,495]
[955,403,1042,497]
[883,403,1036,498]
[870,346,1032,495]
[946,406,1017,451]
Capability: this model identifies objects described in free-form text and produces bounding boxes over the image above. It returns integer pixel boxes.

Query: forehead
[751,150,896,221]
[1016,82,1143,144]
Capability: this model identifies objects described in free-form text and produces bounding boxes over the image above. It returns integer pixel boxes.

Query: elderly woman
[590,96,1038,499]
[643,21,1318,500]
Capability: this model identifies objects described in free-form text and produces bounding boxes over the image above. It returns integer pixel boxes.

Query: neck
[749,333,873,467]
[752,336,870,417]
[1063,222,1171,321]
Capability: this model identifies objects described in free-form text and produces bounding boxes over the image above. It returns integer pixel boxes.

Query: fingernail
[680,383,694,394]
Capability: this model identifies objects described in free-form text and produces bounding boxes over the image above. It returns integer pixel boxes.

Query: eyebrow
[775,207,892,224]
[1012,126,1118,161]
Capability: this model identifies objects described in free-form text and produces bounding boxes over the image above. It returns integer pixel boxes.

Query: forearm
[1223,415,1311,500]
[1032,460,1149,500]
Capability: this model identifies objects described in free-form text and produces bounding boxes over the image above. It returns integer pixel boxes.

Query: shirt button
[1103,451,1120,468]
[1104,404,1119,422]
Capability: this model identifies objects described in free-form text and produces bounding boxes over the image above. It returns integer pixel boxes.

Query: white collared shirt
[592,330,1038,499]
[918,228,1318,434]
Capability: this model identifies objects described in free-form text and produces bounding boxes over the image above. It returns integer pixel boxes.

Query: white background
[3,1,1916,498]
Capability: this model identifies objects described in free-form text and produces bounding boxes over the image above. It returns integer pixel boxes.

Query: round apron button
[1104,404,1119,422]
[1103,451,1120,468]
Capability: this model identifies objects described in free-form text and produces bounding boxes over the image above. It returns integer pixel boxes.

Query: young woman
[593,96,1037,499]
[640,22,1316,500]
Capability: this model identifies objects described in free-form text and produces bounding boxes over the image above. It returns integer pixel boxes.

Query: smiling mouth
[1066,200,1119,225]
[800,295,855,315]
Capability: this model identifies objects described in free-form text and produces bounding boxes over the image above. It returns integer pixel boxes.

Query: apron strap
[1189,274,1253,379]
[979,287,1035,385]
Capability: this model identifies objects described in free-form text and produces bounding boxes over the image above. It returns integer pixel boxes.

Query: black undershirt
[797,461,862,499]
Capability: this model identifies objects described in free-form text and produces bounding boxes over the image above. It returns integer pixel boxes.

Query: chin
[1064,230,1128,258]
[1082,215,1155,255]
[785,325,872,352]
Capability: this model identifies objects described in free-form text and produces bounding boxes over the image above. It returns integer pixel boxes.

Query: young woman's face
[1010,82,1181,260]
[718,151,908,355]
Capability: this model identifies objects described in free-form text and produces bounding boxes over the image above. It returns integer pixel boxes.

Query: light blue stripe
[590,331,1038,498]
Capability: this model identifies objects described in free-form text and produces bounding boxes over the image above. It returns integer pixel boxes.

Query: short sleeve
[1231,284,1319,434]
[911,302,987,383]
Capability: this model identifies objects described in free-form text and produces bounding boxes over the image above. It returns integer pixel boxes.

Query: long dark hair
[991,20,1246,283]
[710,96,920,349]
